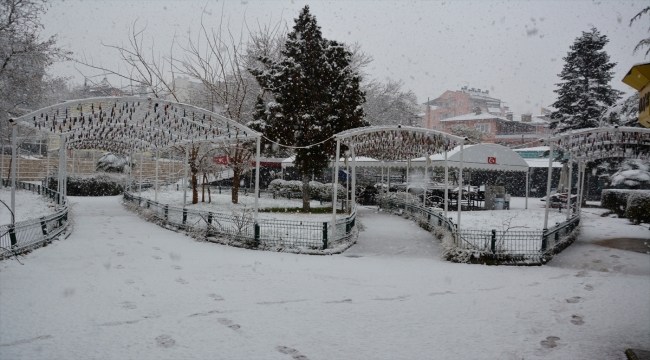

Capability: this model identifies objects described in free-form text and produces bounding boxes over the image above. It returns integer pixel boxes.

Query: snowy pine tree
[600,94,641,128]
[550,28,622,132]
[249,6,366,211]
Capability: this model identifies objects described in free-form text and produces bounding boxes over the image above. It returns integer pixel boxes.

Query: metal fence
[123,191,356,250]
[379,197,580,263]
[0,180,69,259]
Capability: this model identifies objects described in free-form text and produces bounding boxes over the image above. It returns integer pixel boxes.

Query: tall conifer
[250,6,366,211]
[551,28,622,131]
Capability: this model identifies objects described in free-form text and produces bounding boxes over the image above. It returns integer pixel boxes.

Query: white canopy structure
[331,125,466,234]
[541,126,650,230]
[411,144,529,172]
[8,96,264,223]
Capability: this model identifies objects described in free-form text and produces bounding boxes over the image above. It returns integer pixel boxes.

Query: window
[475,123,490,133]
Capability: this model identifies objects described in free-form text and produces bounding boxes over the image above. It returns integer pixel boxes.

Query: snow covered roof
[440,113,510,122]
[525,159,563,168]
[513,146,550,152]
[487,107,501,114]
[411,143,529,172]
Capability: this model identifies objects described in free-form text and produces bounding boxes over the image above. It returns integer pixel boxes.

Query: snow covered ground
[0,187,58,224]
[136,187,346,222]
[0,195,647,359]
[447,196,569,231]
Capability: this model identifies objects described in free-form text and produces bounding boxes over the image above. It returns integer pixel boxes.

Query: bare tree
[75,10,285,204]
[363,79,420,126]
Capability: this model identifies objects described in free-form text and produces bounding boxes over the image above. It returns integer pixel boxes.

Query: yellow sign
[622,62,650,128]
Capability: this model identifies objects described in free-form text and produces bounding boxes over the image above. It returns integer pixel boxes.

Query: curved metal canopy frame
[331,125,467,237]
[546,127,650,162]
[13,96,261,154]
[540,126,650,230]
[9,96,264,224]
[334,125,465,161]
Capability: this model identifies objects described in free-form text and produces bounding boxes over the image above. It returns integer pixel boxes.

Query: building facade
[422,86,510,130]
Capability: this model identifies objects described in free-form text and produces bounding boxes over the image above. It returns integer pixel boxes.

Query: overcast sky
[42,0,648,116]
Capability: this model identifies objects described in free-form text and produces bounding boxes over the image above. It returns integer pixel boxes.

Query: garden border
[0,180,70,260]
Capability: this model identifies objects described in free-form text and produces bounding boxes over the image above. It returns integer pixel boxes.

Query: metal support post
[444,149,448,218]
[351,143,356,213]
[155,149,159,202]
[566,154,573,220]
[10,121,17,217]
[254,136,261,224]
[457,141,464,231]
[183,145,188,207]
[331,138,341,238]
[543,142,554,230]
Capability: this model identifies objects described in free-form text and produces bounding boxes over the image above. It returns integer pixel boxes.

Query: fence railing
[123,191,356,250]
[379,197,580,263]
[0,180,69,259]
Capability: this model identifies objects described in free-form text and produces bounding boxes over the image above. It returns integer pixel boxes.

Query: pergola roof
[13,96,260,154]
[334,125,464,162]
[411,143,530,172]
[546,127,650,161]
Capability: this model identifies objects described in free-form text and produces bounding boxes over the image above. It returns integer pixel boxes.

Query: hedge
[601,189,650,223]
[626,191,650,224]
[48,174,127,196]
[268,179,346,199]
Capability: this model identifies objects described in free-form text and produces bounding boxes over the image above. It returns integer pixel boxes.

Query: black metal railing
[0,179,69,259]
[379,197,580,263]
[123,191,356,250]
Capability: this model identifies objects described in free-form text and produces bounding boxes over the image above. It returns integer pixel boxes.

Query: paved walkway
[345,206,441,259]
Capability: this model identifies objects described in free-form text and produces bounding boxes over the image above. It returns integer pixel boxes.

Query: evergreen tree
[249,6,367,211]
[551,28,622,132]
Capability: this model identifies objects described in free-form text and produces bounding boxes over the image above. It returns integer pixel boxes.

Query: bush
[626,191,650,224]
[601,189,635,216]
[48,174,127,196]
[268,179,346,198]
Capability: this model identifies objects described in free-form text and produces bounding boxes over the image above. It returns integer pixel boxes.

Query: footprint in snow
[540,336,561,349]
[217,318,241,330]
[113,265,124,269]
[208,294,224,301]
[570,315,584,325]
[152,256,161,260]
[575,270,588,277]
[325,299,352,304]
[584,284,594,291]
[122,301,137,310]
[565,296,581,304]
[155,335,176,348]
[276,345,309,360]
[117,252,125,257]
[171,265,182,270]
[175,278,188,285]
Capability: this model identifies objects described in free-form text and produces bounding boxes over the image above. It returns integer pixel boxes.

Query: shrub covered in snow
[609,159,650,189]
[268,179,345,198]
[625,191,650,224]
[96,152,133,173]
[601,189,650,220]
[48,174,127,196]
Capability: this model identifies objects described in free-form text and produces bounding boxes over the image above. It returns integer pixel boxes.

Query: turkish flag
[487,157,496,164]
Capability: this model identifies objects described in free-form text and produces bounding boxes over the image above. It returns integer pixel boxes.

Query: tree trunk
[201,173,206,202]
[302,173,310,212]
[192,173,198,204]
[232,170,240,204]
[208,183,211,203]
